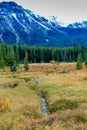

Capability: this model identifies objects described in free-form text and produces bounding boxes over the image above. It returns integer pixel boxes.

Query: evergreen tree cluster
[0,43,87,70]
[76,53,82,70]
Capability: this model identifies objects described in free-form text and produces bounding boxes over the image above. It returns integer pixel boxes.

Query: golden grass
[0,63,87,129]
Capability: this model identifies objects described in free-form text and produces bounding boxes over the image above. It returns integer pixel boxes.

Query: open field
[0,63,87,130]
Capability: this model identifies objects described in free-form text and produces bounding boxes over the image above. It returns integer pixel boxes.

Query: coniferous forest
[0,43,87,68]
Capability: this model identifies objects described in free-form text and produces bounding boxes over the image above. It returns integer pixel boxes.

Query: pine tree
[0,43,6,60]
[14,44,20,65]
[0,58,5,69]
[24,52,29,71]
[6,46,17,71]
[84,52,87,68]
[11,64,17,72]
[76,53,82,70]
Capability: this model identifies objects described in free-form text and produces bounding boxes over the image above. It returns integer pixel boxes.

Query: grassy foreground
[0,63,87,130]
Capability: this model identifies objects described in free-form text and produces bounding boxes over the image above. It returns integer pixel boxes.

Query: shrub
[10,64,17,72]
[50,60,56,64]
[0,97,11,113]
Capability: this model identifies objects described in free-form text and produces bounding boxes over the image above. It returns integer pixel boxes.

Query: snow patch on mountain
[0,34,3,42]
[67,21,87,28]
[0,1,87,47]
[12,13,26,29]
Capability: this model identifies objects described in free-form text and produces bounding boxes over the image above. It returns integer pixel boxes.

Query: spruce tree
[6,46,17,71]
[76,53,82,70]
[0,43,6,61]
[84,52,87,68]
[0,58,5,69]
[14,44,20,65]
[11,64,17,72]
[24,52,29,71]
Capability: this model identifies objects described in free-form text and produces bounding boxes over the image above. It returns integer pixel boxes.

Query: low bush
[50,60,56,64]
[0,97,11,113]
[10,64,17,72]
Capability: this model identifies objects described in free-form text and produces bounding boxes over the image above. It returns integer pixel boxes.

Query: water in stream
[41,98,50,116]
[33,80,50,116]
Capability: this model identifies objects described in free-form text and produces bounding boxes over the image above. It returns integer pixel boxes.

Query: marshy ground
[0,63,87,130]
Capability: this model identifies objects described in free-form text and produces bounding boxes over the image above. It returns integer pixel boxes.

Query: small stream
[41,98,50,116]
[32,79,50,116]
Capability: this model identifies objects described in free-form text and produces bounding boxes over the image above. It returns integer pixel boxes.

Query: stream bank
[27,79,51,116]
[41,97,50,116]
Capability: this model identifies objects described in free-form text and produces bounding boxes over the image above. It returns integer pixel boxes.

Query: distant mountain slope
[67,21,87,28]
[0,1,87,47]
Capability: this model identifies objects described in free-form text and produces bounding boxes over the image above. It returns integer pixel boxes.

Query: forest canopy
[0,43,86,64]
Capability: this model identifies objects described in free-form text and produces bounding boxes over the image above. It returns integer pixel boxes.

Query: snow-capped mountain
[0,1,87,47]
[67,21,87,28]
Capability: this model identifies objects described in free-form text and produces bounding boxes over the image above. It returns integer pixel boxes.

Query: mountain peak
[0,1,40,16]
[0,1,18,7]
[0,1,23,13]
[0,1,87,47]
[67,21,87,28]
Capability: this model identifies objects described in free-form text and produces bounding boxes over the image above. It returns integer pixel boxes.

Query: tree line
[0,43,87,71]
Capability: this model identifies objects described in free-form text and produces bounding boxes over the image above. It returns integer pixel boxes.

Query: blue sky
[0,0,87,25]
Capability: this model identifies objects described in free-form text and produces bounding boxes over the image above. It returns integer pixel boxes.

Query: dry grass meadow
[0,63,87,130]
